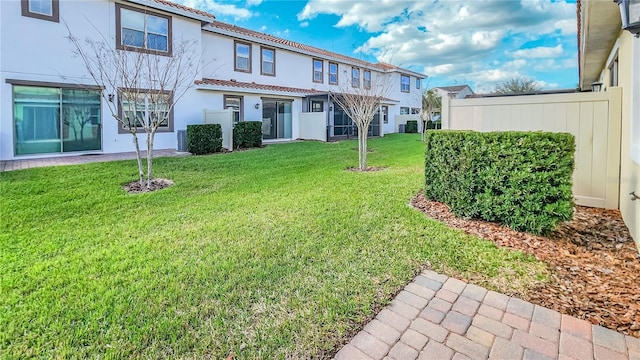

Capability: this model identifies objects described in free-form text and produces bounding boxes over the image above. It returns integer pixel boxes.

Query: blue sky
[178,0,578,93]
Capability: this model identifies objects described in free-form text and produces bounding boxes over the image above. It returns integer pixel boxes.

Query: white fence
[395,114,421,133]
[204,108,233,151]
[441,88,623,209]
[299,112,327,141]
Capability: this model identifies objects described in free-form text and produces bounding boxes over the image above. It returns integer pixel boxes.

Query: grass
[0,134,546,359]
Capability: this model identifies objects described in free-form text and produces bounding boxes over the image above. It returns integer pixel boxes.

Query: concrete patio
[0,149,186,172]
[336,270,640,360]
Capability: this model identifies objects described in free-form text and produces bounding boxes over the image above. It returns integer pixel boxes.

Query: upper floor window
[416,78,421,89]
[411,108,420,114]
[400,107,410,115]
[21,0,59,22]
[235,41,252,73]
[363,70,371,89]
[352,68,360,88]
[261,47,275,76]
[401,75,410,93]
[313,59,323,83]
[117,4,171,54]
[329,63,338,85]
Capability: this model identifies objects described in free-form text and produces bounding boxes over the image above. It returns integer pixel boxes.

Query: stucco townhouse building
[0,0,426,160]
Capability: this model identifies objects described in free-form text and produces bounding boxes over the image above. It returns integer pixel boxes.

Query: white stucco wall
[0,0,204,160]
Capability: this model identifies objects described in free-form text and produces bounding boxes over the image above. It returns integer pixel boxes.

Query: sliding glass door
[14,85,101,155]
[262,99,292,139]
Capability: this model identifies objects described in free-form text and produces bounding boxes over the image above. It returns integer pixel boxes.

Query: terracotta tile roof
[207,20,376,68]
[195,78,321,94]
[205,20,426,78]
[133,0,215,20]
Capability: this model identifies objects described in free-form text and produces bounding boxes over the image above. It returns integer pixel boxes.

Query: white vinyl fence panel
[299,112,327,141]
[441,88,623,209]
[204,108,233,151]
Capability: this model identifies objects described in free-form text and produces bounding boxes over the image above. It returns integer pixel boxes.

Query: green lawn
[0,134,545,359]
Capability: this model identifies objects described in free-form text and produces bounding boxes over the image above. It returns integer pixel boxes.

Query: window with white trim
[400,107,409,115]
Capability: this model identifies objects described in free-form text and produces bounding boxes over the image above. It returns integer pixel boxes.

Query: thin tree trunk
[146,131,155,190]
[358,125,367,170]
[132,133,145,185]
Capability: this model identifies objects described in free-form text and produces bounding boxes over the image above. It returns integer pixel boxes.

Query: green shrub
[405,120,418,133]
[426,120,436,130]
[234,121,262,149]
[424,131,575,234]
[187,124,223,155]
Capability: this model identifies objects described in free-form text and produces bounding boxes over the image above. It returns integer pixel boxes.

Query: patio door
[262,99,292,139]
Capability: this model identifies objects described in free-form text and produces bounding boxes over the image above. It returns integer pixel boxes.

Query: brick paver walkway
[0,149,185,172]
[336,270,640,360]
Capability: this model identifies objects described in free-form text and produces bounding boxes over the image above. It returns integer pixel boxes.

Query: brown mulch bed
[123,178,174,194]
[411,191,640,337]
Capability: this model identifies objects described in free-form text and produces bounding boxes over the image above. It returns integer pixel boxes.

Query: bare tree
[67,27,200,190]
[493,77,541,95]
[420,88,441,141]
[330,69,392,170]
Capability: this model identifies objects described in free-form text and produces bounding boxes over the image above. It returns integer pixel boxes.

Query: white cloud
[246,0,262,6]
[300,21,309,28]
[509,45,564,59]
[259,25,267,32]
[175,0,254,20]
[555,19,577,35]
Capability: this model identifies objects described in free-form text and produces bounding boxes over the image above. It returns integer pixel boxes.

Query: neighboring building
[578,0,640,245]
[434,85,474,100]
[0,0,426,161]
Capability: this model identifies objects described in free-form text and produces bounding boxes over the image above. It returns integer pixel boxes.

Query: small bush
[405,120,418,133]
[187,124,222,155]
[426,120,436,130]
[234,121,262,149]
[424,131,575,234]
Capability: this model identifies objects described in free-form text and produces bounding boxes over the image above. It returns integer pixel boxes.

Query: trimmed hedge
[186,124,222,155]
[234,121,262,149]
[405,120,418,133]
[426,120,442,130]
[424,131,575,234]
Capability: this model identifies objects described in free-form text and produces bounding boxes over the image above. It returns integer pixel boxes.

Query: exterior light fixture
[591,82,603,92]
[108,93,114,102]
[615,0,640,37]
[254,103,260,109]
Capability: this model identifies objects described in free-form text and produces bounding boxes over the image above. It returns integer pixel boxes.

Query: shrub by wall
[234,121,262,149]
[405,120,418,133]
[424,130,575,234]
[186,124,222,155]
[426,120,436,130]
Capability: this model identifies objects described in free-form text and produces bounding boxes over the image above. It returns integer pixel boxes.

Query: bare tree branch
[330,69,392,170]
[67,21,200,189]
